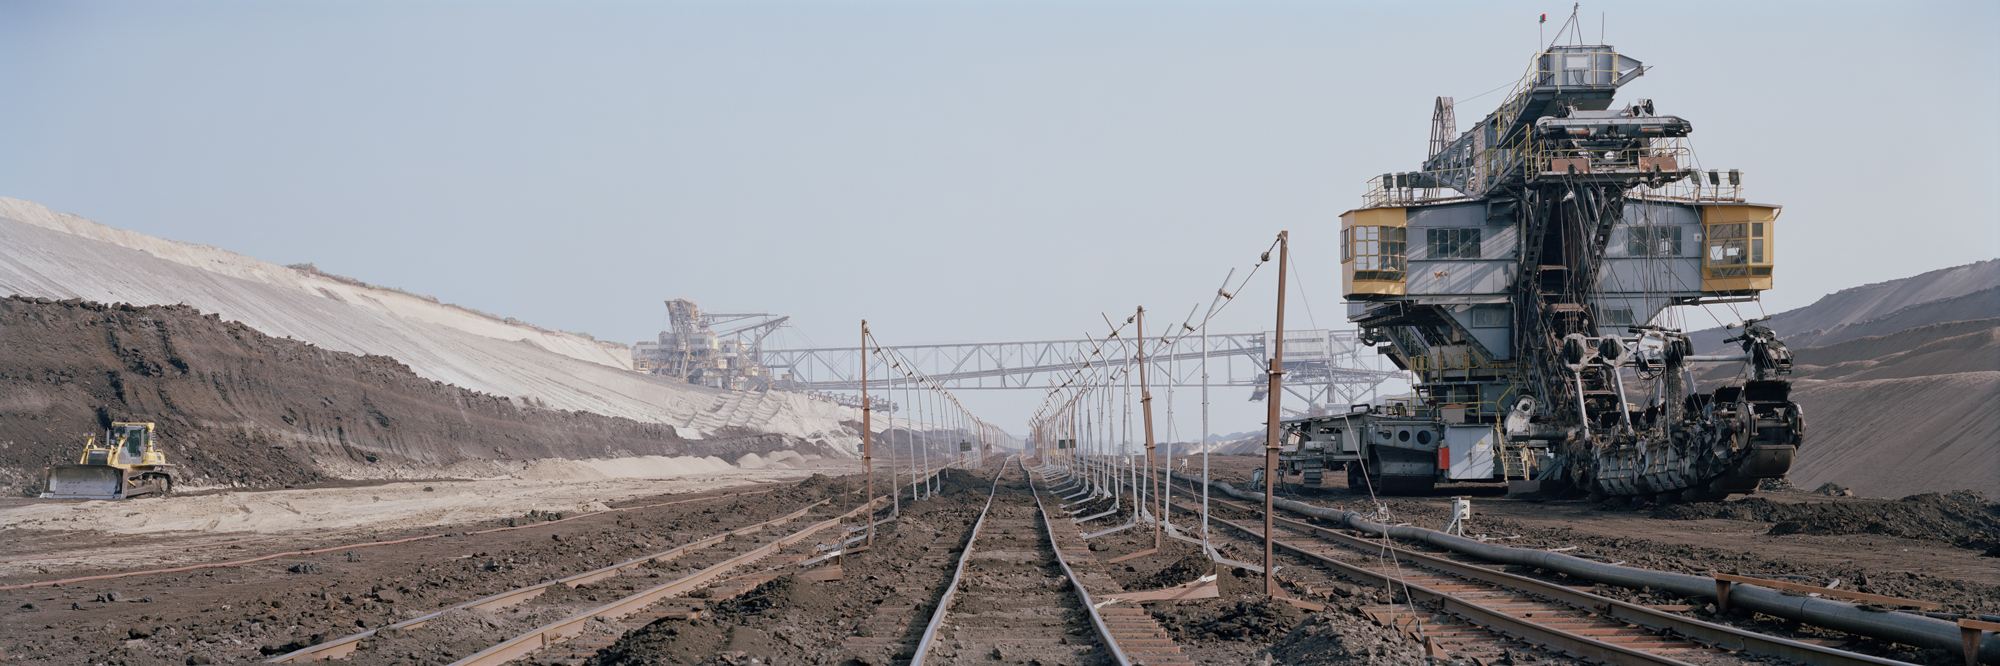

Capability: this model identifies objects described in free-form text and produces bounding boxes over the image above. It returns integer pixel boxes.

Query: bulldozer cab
[110,423,151,465]
[81,423,158,467]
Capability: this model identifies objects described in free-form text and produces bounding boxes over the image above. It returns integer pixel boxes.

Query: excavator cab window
[1626,225,1682,257]
[1348,226,1408,280]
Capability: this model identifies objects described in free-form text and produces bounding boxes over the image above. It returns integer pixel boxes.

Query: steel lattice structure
[761,330,1403,414]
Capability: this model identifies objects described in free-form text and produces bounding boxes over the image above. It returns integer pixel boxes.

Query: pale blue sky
[4,0,1996,436]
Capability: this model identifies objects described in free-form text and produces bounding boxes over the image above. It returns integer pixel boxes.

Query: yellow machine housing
[41,422,173,499]
[1340,207,1410,298]
[1700,204,1779,293]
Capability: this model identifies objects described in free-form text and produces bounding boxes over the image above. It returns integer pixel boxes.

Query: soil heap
[0,296,831,493]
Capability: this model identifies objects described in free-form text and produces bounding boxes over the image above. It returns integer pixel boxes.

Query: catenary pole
[1263,232,1290,596]
[861,322,874,548]
[1201,268,1235,540]
[1135,306,1160,547]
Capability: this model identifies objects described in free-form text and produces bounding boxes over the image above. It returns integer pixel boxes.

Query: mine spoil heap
[0,296,824,493]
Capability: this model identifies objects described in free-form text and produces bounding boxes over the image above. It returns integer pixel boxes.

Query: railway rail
[264,464,961,665]
[1037,457,1936,666]
[883,457,1196,665]
[266,496,879,663]
[1186,492,1912,666]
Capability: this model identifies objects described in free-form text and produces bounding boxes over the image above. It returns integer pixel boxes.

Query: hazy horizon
[5,0,1996,436]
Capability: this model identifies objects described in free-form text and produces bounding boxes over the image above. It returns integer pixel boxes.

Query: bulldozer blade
[41,465,129,499]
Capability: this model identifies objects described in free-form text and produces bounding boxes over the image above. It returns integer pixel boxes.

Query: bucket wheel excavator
[1280,27,1801,502]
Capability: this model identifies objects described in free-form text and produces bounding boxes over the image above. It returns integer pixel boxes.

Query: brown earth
[11,451,1986,665]
[1652,490,2000,554]
[584,466,1005,666]
[0,296,836,495]
[1169,454,1997,664]
[0,472,864,665]
[587,462,1340,666]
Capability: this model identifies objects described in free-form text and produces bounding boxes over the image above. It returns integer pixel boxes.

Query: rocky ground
[4,452,1993,665]
[583,466,1003,666]
[0,471,869,665]
[1172,453,1999,665]
[578,460,1446,666]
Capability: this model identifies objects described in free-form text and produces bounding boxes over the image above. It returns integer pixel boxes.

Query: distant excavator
[41,422,174,499]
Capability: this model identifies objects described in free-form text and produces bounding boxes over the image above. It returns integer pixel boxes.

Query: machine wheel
[134,472,172,498]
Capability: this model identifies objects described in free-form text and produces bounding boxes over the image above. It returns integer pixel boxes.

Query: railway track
[874,458,1194,665]
[1151,474,1915,666]
[264,489,899,664]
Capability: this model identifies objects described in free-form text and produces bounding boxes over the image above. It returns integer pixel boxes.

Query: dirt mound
[1758,477,1805,493]
[789,473,854,494]
[1150,594,1305,644]
[585,614,732,666]
[710,574,838,618]
[1128,552,1211,591]
[1789,325,2000,383]
[1653,491,2000,552]
[0,297,811,493]
[1267,611,1430,666]
[928,467,992,497]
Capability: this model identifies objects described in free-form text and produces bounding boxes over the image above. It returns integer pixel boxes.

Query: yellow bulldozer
[41,422,173,499]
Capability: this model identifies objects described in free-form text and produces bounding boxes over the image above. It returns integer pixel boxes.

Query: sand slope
[1688,259,2000,352]
[1777,321,2000,498]
[0,200,870,451]
[1787,372,2000,499]
[0,196,630,370]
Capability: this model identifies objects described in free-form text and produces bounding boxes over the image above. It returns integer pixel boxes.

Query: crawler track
[1174,484,1912,666]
